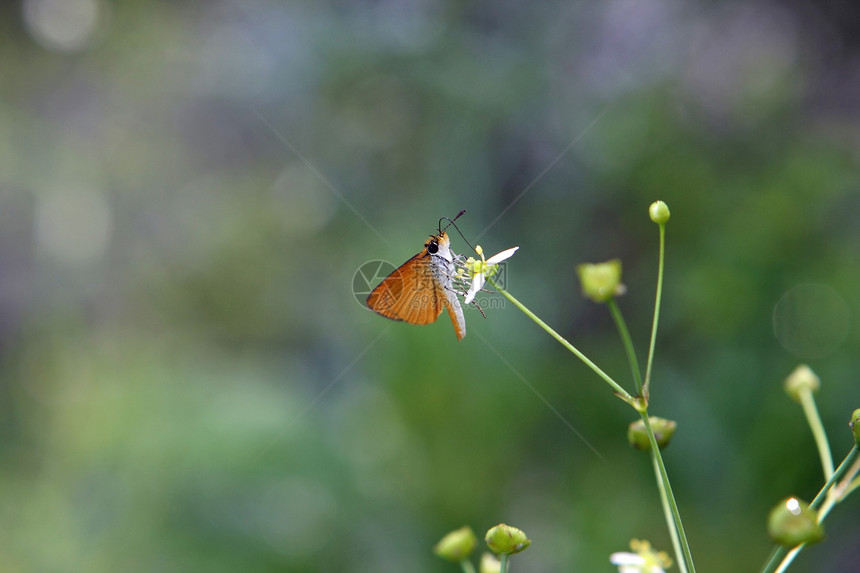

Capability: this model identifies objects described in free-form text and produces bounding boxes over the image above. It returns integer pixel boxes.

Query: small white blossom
[461,245,518,305]
[610,539,672,573]
[479,552,501,573]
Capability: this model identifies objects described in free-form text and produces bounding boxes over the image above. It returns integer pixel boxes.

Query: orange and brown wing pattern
[366,250,444,325]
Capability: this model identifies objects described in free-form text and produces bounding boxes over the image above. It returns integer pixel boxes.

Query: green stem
[810,446,860,509]
[821,455,860,516]
[643,222,666,402]
[848,475,860,496]
[774,453,860,573]
[641,413,697,573]
[772,545,802,573]
[487,278,634,404]
[798,389,834,480]
[499,553,508,573]
[608,299,643,396]
[760,445,860,573]
[651,451,688,573]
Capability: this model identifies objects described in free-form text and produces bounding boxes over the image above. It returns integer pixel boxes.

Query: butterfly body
[366,231,466,341]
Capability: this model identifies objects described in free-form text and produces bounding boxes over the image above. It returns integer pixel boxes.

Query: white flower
[479,552,501,573]
[610,539,672,573]
[461,245,519,305]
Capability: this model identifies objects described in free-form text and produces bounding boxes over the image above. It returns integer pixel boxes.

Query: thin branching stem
[488,278,635,404]
[641,413,697,573]
[608,299,643,396]
[760,445,860,573]
[643,222,666,402]
[798,390,834,480]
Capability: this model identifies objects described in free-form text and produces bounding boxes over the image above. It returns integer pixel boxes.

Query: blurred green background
[2,1,860,571]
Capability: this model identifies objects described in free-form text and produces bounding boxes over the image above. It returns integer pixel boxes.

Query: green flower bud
[577,259,626,303]
[767,497,824,546]
[479,552,501,573]
[850,408,860,445]
[434,526,477,562]
[784,365,820,403]
[485,524,531,555]
[649,201,670,224]
[628,417,677,450]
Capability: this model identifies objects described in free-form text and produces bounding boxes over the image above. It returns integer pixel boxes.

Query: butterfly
[366,215,467,341]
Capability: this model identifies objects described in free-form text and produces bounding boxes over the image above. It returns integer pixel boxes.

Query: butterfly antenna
[438,210,477,254]
[438,209,466,233]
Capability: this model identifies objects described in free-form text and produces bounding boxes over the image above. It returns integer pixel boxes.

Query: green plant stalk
[775,453,860,573]
[641,413,697,573]
[487,278,634,404]
[608,299,643,395]
[760,445,860,573]
[849,475,860,495]
[798,389,834,480]
[810,446,860,509]
[651,451,689,573]
[612,295,687,570]
[821,455,860,515]
[486,278,693,568]
[459,559,477,573]
[643,222,666,402]
[499,553,508,573]
[773,454,860,573]
[772,544,800,573]
[609,221,688,569]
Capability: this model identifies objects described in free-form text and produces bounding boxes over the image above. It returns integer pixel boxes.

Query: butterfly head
[425,231,450,255]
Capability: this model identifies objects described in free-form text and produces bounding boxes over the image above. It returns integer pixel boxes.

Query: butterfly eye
[427,241,439,254]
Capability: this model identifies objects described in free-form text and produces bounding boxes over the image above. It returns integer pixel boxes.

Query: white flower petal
[486,246,518,264]
[609,552,644,566]
[464,272,484,305]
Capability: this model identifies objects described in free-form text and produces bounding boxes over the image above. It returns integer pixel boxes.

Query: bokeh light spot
[23,0,106,53]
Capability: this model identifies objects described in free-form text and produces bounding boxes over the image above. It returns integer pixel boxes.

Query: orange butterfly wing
[366,250,445,325]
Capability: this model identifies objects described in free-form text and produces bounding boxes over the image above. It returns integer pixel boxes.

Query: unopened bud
[434,526,477,562]
[628,417,677,450]
[577,259,626,303]
[850,408,860,445]
[485,524,531,555]
[767,497,824,546]
[649,201,670,224]
[784,365,820,403]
